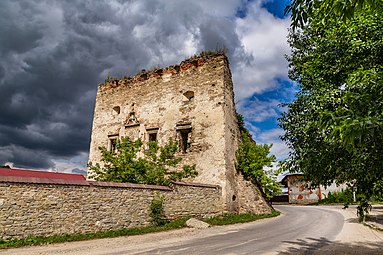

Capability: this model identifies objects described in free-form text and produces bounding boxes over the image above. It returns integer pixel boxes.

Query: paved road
[3,205,383,255]
[132,205,344,255]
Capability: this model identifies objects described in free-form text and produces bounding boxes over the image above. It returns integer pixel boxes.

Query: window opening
[108,136,118,152]
[178,129,191,153]
[183,91,194,101]
[112,106,120,114]
[147,128,159,142]
[176,123,192,153]
[149,133,157,142]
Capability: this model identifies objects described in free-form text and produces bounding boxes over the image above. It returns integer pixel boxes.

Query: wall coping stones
[0,176,219,191]
[89,181,172,191]
[172,181,220,189]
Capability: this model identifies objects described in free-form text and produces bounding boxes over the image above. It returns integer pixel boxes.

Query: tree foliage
[280,8,383,219]
[88,137,197,186]
[236,115,282,199]
[286,0,382,29]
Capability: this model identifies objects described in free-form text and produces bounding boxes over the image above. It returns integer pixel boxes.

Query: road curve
[131,205,344,255]
[2,205,348,255]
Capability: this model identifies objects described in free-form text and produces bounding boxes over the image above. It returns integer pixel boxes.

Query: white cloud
[193,0,243,17]
[233,1,290,100]
[244,121,260,135]
[51,152,88,174]
[258,128,285,141]
[238,97,282,122]
[255,128,290,160]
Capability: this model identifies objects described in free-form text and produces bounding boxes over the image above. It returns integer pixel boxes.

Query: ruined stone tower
[88,52,271,214]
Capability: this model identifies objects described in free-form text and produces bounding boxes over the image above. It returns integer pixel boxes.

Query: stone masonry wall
[236,174,272,214]
[0,180,222,240]
[222,55,241,213]
[166,182,222,219]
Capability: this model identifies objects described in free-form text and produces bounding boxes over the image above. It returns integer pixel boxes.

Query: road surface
[2,205,383,254]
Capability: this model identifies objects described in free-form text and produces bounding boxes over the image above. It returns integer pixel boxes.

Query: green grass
[203,210,280,226]
[0,210,281,249]
[0,218,188,249]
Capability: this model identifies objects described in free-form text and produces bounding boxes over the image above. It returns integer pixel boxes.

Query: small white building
[281,173,347,204]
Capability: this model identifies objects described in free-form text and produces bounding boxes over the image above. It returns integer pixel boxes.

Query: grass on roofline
[0,211,280,249]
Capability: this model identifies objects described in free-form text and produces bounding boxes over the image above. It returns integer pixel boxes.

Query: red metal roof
[0,168,86,180]
[0,175,90,186]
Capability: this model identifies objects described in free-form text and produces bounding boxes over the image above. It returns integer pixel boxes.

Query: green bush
[150,195,167,226]
[322,189,353,204]
[318,187,383,206]
[88,138,197,186]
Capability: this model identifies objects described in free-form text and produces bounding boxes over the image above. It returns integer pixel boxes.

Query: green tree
[88,137,197,186]
[279,8,383,220]
[286,0,382,29]
[236,115,282,199]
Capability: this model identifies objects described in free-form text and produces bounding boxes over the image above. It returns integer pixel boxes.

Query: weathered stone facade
[88,52,271,214]
[236,174,272,214]
[0,179,221,240]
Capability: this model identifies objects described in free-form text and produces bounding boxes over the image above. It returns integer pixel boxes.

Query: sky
[0,0,295,174]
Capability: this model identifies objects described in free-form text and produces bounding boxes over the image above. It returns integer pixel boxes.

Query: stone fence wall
[0,177,222,240]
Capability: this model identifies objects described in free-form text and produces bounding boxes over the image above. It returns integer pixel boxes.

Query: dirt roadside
[0,217,280,255]
[321,206,383,254]
[274,205,383,255]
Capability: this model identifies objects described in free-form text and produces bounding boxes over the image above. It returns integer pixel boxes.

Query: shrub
[150,195,167,226]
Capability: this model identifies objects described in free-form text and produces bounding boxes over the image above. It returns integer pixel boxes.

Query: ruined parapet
[98,53,219,93]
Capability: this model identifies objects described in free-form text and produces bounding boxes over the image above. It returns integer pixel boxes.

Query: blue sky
[234,0,294,160]
[262,0,291,18]
[0,0,294,173]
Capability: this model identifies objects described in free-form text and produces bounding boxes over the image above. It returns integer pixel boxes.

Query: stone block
[186,218,210,229]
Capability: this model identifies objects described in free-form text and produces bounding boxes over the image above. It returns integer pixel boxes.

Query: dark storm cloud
[0,144,55,169]
[0,0,249,170]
